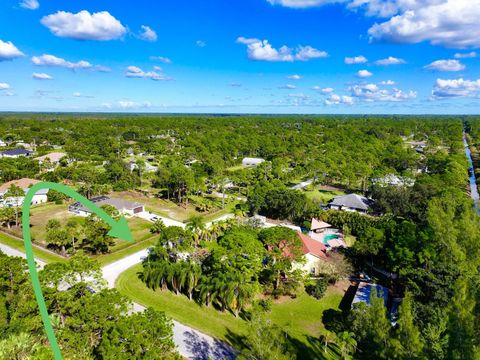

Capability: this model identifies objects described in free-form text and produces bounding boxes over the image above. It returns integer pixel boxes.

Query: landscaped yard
[0,232,66,263]
[304,186,346,205]
[115,190,239,223]
[116,264,345,358]
[6,202,155,260]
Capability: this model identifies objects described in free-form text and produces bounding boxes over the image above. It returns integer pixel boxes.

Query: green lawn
[116,264,344,358]
[304,188,346,205]
[94,235,157,266]
[0,232,66,263]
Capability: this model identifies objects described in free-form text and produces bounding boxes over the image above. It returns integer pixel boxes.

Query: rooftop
[34,152,66,163]
[69,196,143,214]
[311,218,331,231]
[0,178,47,195]
[330,193,372,211]
[1,148,33,156]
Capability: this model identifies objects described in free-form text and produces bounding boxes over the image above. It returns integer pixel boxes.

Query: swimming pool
[323,233,340,244]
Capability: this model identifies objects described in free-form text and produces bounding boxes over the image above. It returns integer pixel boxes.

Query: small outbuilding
[242,157,265,167]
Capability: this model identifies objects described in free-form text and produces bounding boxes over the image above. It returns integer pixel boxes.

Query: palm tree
[185,262,202,301]
[186,215,205,247]
[198,277,214,306]
[338,331,357,360]
[5,184,24,227]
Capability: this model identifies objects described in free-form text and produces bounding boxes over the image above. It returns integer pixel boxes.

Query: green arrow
[21,182,133,360]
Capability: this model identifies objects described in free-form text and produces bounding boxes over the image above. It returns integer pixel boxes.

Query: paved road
[102,250,236,360]
[0,243,46,268]
[290,178,314,190]
[137,211,186,228]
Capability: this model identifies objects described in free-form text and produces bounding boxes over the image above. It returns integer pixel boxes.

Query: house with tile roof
[291,232,328,276]
[0,178,48,207]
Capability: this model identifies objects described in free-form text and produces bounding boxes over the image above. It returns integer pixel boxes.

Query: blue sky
[0,0,479,114]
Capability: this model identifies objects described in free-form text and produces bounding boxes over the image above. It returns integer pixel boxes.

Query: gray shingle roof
[69,196,143,214]
[330,194,371,211]
[2,148,33,156]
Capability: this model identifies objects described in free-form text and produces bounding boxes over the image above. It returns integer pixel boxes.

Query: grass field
[304,188,346,205]
[0,232,66,263]
[116,264,344,358]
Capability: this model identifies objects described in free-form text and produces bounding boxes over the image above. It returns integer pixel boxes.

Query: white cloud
[345,55,367,64]
[19,0,39,10]
[237,37,327,62]
[139,25,157,42]
[41,10,126,41]
[379,80,396,85]
[150,56,172,64]
[0,40,24,61]
[424,59,465,72]
[280,84,297,89]
[31,54,95,70]
[431,78,480,99]
[454,51,477,59]
[73,92,81,97]
[350,83,416,102]
[348,0,442,17]
[118,100,152,109]
[313,86,334,93]
[287,74,303,80]
[295,46,328,61]
[125,65,172,81]
[368,0,480,49]
[196,40,206,48]
[266,0,344,8]
[230,82,242,87]
[325,94,354,105]
[1,91,15,97]
[374,56,406,65]
[357,69,373,78]
[32,72,53,80]
[0,83,11,90]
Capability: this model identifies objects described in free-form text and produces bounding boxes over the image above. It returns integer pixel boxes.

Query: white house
[288,233,328,276]
[68,196,144,217]
[1,148,34,158]
[242,157,265,167]
[0,178,48,207]
[128,161,158,173]
[328,193,373,213]
[372,174,415,187]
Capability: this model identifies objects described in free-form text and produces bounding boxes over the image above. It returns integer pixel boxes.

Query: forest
[0,114,479,359]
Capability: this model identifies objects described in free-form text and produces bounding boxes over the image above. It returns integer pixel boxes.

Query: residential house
[0,178,48,207]
[34,152,67,166]
[68,196,144,217]
[372,174,415,187]
[328,193,372,213]
[1,148,33,158]
[287,233,328,276]
[128,161,158,173]
[242,157,265,167]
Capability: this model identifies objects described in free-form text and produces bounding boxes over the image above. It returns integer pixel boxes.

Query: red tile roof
[298,233,327,258]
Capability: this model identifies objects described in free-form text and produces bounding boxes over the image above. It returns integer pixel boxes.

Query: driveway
[136,211,186,228]
[290,178,313,190]
[0,243,46,268]
[102,249,236,359]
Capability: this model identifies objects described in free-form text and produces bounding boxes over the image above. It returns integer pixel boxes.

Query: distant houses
[34,152,67,166]
[1,148,34,158]
[372,174,415,187]
[328,193,373,213]
[0,178,48,207]
[242,157,265,167]
[68,196,145,217]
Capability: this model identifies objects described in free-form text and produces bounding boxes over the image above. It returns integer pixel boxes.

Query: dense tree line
[0,252,180,359]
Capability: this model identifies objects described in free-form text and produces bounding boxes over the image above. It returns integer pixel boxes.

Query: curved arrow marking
[22,182,133,360]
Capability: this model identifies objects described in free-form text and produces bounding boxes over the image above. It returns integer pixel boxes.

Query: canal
[463,132,480,213]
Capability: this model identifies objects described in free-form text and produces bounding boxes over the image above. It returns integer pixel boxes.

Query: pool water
[323,233,340,244]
